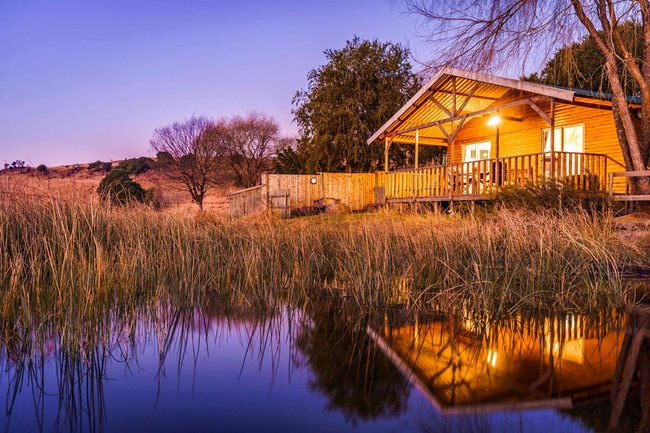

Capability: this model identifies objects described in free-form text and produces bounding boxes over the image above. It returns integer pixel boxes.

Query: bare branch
[149,115,228,211]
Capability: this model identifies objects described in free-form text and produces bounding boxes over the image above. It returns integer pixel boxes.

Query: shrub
[9,160,25,170]
[37,164,48,174]
[117,157,154,175]
[144,186,164,209]
[97,169,146,205]
[490,179,608,213]
[88,161,112,172]
[88,160,103,170]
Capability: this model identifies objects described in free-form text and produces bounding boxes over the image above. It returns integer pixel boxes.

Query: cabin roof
[367,68,579,146]
[549,84,642,105]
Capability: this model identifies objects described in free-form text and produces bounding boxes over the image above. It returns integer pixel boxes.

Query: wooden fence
[228,185,266,218]
[266,174,321,212]
[228,172,384,218]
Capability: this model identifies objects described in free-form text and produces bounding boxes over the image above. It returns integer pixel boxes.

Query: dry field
[0,162,234,213]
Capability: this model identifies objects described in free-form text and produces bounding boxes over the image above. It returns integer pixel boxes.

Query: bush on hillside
[97,169,146,205]
[37,164,48,174]
[118,157,154,175]
[88,160,112,172]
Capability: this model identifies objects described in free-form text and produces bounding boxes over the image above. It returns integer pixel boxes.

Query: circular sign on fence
[310,177,317,184]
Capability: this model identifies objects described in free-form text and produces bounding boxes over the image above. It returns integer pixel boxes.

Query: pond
[0,298,647,432]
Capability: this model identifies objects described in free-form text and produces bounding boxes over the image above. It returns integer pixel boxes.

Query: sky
[0,0,427,167]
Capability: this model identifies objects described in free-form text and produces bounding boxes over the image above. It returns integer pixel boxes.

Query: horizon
[1,0,430,167]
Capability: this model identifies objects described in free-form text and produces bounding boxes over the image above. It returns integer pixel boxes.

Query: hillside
[0,162,234,213]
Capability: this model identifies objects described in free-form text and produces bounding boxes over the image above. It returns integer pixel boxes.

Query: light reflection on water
[0,298,645,432]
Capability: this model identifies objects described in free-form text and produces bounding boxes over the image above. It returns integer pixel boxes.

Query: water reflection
[372,307,650,432]
[295,301,410,425]
[1,296,650,432]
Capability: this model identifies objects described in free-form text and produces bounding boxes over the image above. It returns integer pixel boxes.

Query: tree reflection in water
[295,298,411,425]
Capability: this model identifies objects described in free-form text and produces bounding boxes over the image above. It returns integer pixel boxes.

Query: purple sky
[0,0,426,167]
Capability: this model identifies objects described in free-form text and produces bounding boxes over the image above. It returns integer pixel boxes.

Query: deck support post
[495,110,500,187]
[449,121,455,202]
[550,98,556,179]
[415,129,419,169]
[385,136,389,172]
[495,110,500,158]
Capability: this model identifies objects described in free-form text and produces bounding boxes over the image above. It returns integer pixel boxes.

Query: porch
[385,151,611,203]
[367,68,635,204]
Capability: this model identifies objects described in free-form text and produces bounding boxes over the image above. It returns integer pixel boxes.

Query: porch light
[487,115,500,126]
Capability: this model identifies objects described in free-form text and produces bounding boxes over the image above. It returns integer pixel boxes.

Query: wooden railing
[385,151,609,200]
[608,170,650,202]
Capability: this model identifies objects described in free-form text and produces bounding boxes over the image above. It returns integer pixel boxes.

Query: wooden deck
[385,151,617,202]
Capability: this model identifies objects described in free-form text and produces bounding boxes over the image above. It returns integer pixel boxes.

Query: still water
[0,299,646,432]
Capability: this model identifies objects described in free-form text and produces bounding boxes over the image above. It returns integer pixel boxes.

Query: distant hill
[0,158,233,213]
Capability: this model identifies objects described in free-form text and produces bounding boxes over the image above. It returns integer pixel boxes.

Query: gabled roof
[367,67,575,145]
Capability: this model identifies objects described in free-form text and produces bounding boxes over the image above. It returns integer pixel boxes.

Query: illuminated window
[542,124,585,153]
[462,141,491,162]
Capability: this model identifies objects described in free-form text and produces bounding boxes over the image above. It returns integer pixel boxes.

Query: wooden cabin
[368,68,639,203]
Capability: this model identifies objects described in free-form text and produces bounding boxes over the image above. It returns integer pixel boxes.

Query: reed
[1,197,648,335]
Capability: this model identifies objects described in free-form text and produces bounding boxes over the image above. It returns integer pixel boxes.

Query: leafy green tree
[273,146,306,174]
[272,137,307,174]
[523,21,643,95]
[97,169,146,205]
[292,37,423,173]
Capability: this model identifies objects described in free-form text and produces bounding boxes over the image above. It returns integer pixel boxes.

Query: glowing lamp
[487,116,500,126]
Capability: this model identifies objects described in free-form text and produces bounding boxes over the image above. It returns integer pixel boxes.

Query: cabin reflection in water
[368,312,625,415]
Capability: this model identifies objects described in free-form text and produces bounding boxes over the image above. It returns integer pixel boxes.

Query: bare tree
[402,0,650,196]
[224,112,280,188]
[149,115,227,211]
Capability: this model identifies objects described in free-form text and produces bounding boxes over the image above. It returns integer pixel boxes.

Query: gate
[269,189,291,218]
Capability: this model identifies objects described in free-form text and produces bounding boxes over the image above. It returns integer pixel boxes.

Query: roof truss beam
[390,96,545,136]
[456,83,479,115]
[431,96,453,118]
[525,99,552,124]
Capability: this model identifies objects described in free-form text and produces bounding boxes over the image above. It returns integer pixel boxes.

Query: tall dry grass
[1,197,648,337]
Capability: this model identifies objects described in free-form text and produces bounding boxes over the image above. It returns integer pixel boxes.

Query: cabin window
[542,124,585,153]
[462,141,491,162]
